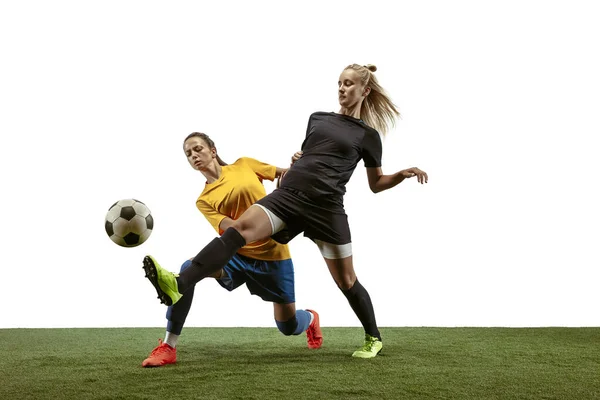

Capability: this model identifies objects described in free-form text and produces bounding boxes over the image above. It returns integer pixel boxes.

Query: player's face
[338,69,368,108]
[184,137,216,171]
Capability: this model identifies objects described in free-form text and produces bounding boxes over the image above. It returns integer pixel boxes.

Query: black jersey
[280,112,383,200]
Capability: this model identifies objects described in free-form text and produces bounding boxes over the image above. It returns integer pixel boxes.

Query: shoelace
[362,336,377,351]
[150,340,171,356]
[150,345,171,357]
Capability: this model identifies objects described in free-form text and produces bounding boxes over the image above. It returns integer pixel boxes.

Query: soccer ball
[105,199,154,247]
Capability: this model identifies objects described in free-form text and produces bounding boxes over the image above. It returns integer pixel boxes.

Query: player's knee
[335,275,356,291]
[229,221,253,241]
[179,259,193,273]
[275,317,298,336]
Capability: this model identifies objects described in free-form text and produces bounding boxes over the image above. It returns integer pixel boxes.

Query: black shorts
[255,187,351,245]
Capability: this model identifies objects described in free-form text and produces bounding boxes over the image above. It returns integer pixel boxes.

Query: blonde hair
[345,64,400,136]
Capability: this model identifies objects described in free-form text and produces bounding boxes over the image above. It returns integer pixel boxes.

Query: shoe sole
[142,360,176,368]
[352,346,382,358]
[143,256,174,306]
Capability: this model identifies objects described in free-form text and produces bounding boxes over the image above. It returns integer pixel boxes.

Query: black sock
[340,279,381,341]
[176,227,246,293]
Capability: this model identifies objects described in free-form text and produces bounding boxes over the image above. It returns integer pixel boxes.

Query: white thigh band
[252,204,286,235]
[314,239,353,259]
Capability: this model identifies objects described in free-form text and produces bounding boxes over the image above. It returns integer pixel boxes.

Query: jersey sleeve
[300,113,315,150]
[305,113,314,138]
[361,129,383,168]
[196,199,227,234]
[238,157,277,182]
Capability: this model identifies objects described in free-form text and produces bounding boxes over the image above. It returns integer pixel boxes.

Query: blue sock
[275,310,311,336]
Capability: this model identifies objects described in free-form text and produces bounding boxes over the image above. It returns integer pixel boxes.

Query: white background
[1,1,598,328]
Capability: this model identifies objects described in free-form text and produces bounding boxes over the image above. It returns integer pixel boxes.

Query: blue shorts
[217,253,296,304]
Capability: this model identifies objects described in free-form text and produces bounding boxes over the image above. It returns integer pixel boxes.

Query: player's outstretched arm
[366,166,428,193]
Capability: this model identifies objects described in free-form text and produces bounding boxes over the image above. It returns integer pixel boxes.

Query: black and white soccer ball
[104,199,153,247]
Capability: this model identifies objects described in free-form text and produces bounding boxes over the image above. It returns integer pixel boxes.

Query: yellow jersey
[196,157,291,261]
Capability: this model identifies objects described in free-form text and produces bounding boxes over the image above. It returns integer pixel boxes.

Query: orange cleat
[306,309,323,349]
[142,339,177,368]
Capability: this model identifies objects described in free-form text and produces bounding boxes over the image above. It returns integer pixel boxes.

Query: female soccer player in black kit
[143,64,428,358]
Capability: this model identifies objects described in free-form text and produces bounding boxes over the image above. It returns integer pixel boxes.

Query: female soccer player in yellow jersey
[144,64,428,359]
[141,132,322,368]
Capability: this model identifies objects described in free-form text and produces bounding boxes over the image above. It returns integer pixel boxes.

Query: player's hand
[291,151,303,164]
[276,168,289,188]
[400,167,428,184]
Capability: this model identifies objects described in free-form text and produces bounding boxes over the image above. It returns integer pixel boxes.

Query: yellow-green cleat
[351,334,383,358]
[142,255,182,306]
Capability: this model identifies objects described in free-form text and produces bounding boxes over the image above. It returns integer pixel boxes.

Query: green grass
[1,328,599,399]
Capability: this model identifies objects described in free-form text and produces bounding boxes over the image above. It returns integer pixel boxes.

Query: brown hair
[183,132,228,166]
[344,64,400,136]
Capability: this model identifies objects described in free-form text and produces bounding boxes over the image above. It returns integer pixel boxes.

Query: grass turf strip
[0,327,598,400]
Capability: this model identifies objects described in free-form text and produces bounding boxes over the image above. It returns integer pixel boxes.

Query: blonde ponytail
[345,64,400,136]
